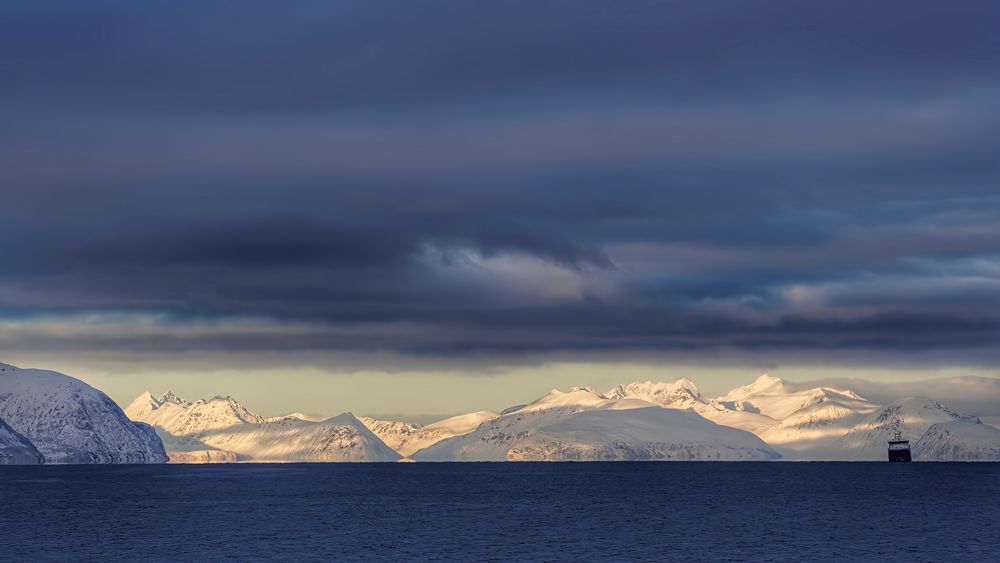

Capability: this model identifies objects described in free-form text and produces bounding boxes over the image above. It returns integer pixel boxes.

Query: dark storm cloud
[3,1,998,113]
[1,1,999,362]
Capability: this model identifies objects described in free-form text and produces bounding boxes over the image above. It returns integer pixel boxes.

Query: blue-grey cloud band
[1,0,998,366]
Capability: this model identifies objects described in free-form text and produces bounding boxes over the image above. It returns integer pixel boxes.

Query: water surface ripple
[2,462,997,561]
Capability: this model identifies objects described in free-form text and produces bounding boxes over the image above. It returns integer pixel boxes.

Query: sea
[2,462,998,562]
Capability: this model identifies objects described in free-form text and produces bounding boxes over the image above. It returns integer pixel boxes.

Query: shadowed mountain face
[0,415,43,465]
[0,363,167,464]
[915,421,1000,461]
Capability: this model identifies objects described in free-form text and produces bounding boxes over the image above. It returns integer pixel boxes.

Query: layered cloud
[1,1,999,369]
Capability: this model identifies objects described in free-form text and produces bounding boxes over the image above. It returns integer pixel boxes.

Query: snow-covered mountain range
[411,387,779,461]
[3,358,998,463]
[125,391,400,462]
[123,373,1000,462]
[606,375,1000,461]
[0,363,167,464]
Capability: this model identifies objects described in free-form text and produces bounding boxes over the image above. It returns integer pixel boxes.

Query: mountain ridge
[126,390,399,462]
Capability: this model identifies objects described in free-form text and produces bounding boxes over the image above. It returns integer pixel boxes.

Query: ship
[888,429,912,462]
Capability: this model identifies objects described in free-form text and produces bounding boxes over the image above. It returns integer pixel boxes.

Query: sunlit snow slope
[412,387,778,461]
[127,391,400,462]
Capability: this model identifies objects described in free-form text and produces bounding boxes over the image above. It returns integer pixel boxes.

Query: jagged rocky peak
[606,378,704,408]
[158,390,188,406]
[208,395,264,424]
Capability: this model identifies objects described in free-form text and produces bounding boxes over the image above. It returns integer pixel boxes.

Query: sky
[2,1,999,418]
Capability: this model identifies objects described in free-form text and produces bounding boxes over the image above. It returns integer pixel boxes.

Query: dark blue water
[2,463,998,562]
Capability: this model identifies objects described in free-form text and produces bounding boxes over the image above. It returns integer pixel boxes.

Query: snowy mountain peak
[125,391,161,415]
[321,412,358,425]
[158,390,188,406]
[0,365,167,463]
[126,390,265,438]
[674,377,700,393]
[268,412,325,423]
[798,387,867,410]
[716,374,873,424]
[889,396,980,424]
[606,379,704,409]
[749,373,785,390]
[523,387,633,413]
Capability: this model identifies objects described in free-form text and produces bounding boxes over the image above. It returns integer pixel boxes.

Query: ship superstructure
[888,429,912,462]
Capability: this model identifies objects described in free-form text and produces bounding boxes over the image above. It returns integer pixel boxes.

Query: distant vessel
[888,429,912,462]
